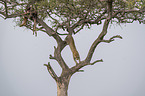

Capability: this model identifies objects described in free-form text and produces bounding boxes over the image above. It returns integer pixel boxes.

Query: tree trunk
[57,80,69,96]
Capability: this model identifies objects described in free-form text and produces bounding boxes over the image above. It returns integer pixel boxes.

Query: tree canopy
[0,0,145,34]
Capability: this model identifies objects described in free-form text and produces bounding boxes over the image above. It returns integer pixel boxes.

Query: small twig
[54,46,57,51]
[74,24,85,34]
[77,70,84,72]
[4,0,8,17]
[49,54,56,60]
[37,27,46,32]
[90,59,103,65]
[102,35,123,43]
[44,62,58,81]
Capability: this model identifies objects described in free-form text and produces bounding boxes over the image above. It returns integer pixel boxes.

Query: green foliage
[0,0,145,33]
[46,0,145,32]
[47,0,104,31]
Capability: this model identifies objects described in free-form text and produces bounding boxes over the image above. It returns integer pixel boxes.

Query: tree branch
[36,18,56,36]
[112,9,145,23]
[44,62,58,82]
[85,18,111,63]
[53,44,69,71]
[70,59,103,74]
[101,35,123,43]
[90,59,103,65]
[4,0,8,17]
[36,18,69,71]
[49,54,56,60]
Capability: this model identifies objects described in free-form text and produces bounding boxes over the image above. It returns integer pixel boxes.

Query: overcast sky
[0,18,145,96]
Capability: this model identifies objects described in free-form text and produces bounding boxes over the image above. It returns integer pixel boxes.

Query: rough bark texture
[57,79,70,96]
[56,73,71,96]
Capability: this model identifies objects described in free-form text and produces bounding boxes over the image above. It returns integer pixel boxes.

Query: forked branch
[69,17,112,74]
[85,18,111,63]
[44,62,58,82]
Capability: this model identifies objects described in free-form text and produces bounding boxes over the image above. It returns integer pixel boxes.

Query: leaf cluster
[0,0,145,33]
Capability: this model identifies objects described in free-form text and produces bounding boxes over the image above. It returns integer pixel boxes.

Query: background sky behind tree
[0,18,145,96]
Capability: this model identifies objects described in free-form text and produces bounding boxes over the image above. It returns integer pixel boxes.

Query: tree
[0,0,145,96]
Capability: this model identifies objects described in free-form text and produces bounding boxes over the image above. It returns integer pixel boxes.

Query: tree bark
[57,82,68,96]
[56,77,70,96]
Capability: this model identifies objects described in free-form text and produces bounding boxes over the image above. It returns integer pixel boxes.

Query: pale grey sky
[0,18,145,96]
